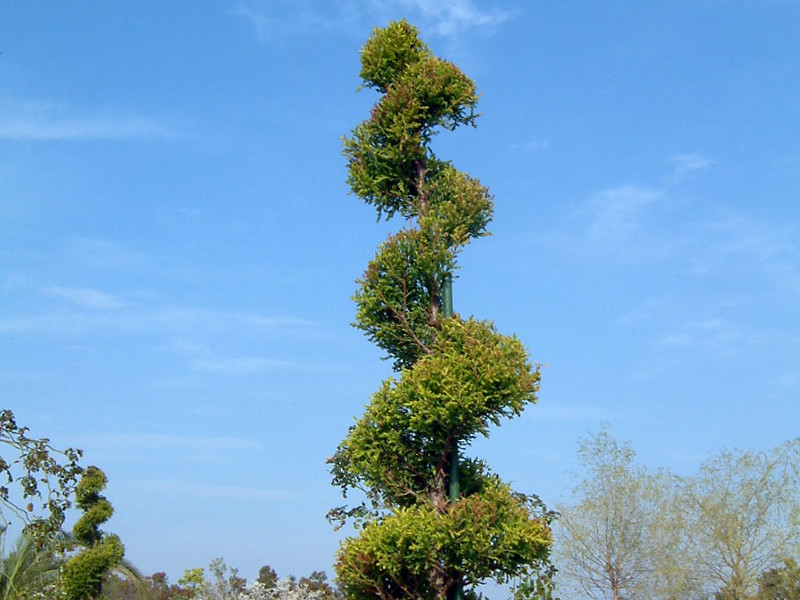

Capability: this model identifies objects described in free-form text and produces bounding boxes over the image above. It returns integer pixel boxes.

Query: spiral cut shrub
[331,21,552,600]
[61,466,124,600]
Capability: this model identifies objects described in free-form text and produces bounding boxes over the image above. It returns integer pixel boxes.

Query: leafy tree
[0,409,83,542]
[104,571,193,600]
[297,572,339,600]
[206,558,247,600]
[61,466,126,600]
[179,567,207,596]
[554,428,673,600]
[676,440,800,600]
[179,559,250,600]
[146,571,196,600]
[257,566,278,590]
[330,20,552,600]
[755,558,800,600]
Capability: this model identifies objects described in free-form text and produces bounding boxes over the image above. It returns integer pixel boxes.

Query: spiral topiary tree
[329,20,552,600]
[61,466,124,600]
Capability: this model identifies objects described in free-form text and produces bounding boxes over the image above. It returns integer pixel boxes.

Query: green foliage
[179,568,206,592]
[61,467,125,600]
[332,318,538,508]
[332,19,551,600]
[61,536,124,600]
[0,409,84,542]
[358,20,431,92]
[344,20,482,222]
[336,484,550,600]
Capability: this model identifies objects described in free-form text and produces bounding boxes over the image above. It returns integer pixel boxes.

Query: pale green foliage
[332,19,552,600]
[675,439,800,600]
[179,567,206,591]
[555,428,671,600]
[555,433,800,600]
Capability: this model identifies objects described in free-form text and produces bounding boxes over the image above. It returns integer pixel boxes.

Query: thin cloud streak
[116,479,292,500]
[80,433,263,452]
[45,286,125,310]
[584,185,661,242]
[0,100,174,141]
[666,153,715,183]
[187,356,297,375]
[0,307,314,337]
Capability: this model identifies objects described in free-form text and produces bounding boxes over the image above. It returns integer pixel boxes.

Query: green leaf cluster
[333,19,552,600]
[344,21,483,222]
[332,318,538,507]
[336,483,550,600]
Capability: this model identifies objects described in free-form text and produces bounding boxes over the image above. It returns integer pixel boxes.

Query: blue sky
[1,0,798,588]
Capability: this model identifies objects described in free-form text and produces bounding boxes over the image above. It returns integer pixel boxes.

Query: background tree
[177,568,209,599]
[330,20,552,600]
[297,571,339,600]
[61,466,126,600]
[554,428,672,600]
[104,571,194,600]
[675,440,800,600]
[257,566,278,590]
[0,409,83,542]
[755,558,800,600]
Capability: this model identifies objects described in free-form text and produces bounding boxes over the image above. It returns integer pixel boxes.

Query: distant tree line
[102,559,341,600]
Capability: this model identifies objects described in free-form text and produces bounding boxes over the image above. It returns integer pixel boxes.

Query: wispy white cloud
[65,237,144,271]
[123,479,293,500]
[658,317,734,348]
[511,139,551,153]
[45,286,125,310]
[666,153,715,183]
[390,0,510,36]
[684,210,800,300]
[770,373,800,392]
[0,100,174,141]
[232,0,509,41]
[0,306,314,337]
[187,356,297,375]
[584,185,661,241]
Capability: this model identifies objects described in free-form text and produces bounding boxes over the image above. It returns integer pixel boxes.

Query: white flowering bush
[238,578,324,600]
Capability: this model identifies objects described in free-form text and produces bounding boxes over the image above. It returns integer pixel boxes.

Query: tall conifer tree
[330,21,552,600]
